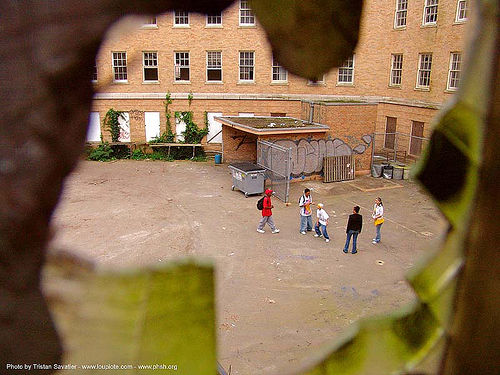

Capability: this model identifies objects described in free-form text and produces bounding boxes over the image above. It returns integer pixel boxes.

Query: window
[92,62,97,82]
[144,17,157,26]
[385,117,397,149]
[206,12,222,26]
[417,53,432,89]
[143,52,158,82]
[307,75,325,85]
[338,55,355,84]
[207,51,222,82]
[112,52,127,82]
[239,51,254,81]
[423,0,438,25]
[456,0,468,22]
[174,52,190,81]
[390,54,403,86]
[271,112,286,117]
[239,0,255,26]
[394,0,408,28]
[272,55,287,82]
[447,52,462,90]
[174,10,189,26]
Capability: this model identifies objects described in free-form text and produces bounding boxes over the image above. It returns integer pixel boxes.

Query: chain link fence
[256,140,292,203]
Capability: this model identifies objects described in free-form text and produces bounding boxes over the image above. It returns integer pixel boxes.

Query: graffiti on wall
[270,135,372,176]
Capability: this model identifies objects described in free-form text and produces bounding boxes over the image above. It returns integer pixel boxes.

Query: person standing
[314,203,330,243]
[372,197,384,244]
[343,206,363,254]
[299,188,314,234]
[257,189,280,234]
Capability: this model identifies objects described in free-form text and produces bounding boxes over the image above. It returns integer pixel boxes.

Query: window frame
[455,0,468,22]
[143,51,159,83]
[416,53,433,89]
[239,0,255,26]
[447,52,462,91]
[394,0,408,28]
[174,10,189,27]
[337,55,355,85]
[239,51,255,82]
[142,17,158,28]
[390,54,403,87]
[92,62,98,83]
[422,0,439,26]
[112,51,128,83]
[206,12,222,27]
[271,55,288,83]
[174,51,190,82]
[307,75,326,85]
[206,51,223,83]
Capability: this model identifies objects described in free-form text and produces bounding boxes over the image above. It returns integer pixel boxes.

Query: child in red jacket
[257,189,280,234]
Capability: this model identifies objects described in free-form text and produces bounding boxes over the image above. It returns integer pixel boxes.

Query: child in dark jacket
[343,206,363,254]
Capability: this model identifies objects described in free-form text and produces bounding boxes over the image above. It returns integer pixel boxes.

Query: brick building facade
[89,0,470,173]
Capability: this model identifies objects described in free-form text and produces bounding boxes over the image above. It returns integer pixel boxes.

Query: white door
[87,112,101,142]
[238,112,254,117]
[145,112,161,142]
[175,115,186,142]
[207,112,223,143]
[118,112,130,142]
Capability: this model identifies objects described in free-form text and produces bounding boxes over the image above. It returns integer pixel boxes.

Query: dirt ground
[49,160,447,375]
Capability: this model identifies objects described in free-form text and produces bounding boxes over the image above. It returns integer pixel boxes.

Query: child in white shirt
[314,203,330,243]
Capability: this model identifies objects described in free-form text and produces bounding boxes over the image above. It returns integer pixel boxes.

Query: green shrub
[88,142,114,161]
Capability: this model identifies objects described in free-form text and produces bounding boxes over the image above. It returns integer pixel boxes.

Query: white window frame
[239,0,255,26]
[174,10,189,27]
[390,54,403,86]
[447,52,462,91]
[174,52,190,82]
[271,55,288,83]
[455,0,468,22]
[206,51,222,82]
[239,51,255,82]
[142,17,157,28]
[337,55,355,85]
[394,0,408,28]
[206,12,222,27]
[143,52,159,83]
[416,53,432,89]
[423,0,438,26]
[112,52,127,82]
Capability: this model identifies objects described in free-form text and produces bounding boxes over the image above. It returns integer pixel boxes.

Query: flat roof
[216,116,329,135]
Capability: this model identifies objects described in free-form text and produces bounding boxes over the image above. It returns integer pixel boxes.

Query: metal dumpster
[228,162,266,197]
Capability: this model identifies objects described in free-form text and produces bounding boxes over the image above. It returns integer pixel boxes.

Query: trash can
[214,154,222,164]
[371,164,383,178]
[228,162,266,197]
[382,165,394,179]
[393,165,404,179]
[403,166,411,180]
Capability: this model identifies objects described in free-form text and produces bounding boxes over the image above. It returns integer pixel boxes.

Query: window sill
[444,88,459,93]
[113,81,129,84]
[143,81,160,85]
[453,20,467,25]
[237,81,256,85]
[270,81,288,86]
[388,84,402,89]
[205,81,224,85]
[421,23,437,28]
[336,82,355,87]
[393,26,407,30]
[173,81,191,85]
[238,24,256,28]
[141,25,158,29]
[173,25,190,29]
[414,87,430,92]
[307,82,326,86]
[205,25,223,29]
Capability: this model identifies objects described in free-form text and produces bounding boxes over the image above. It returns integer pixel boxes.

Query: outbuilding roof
[216,116,329,135]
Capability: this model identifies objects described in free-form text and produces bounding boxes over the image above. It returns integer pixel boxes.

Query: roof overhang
[216,116,329,135]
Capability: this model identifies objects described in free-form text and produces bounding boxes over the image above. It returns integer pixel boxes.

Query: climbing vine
[175,111,208,144]
[103,108,124,142]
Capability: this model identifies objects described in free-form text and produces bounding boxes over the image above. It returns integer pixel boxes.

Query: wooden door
[385,117,397,149]
[410,121,424,155]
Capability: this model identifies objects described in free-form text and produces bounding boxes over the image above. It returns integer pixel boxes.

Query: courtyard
[49,160,447,375]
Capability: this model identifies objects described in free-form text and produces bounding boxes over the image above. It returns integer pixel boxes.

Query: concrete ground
[50,160,447,375]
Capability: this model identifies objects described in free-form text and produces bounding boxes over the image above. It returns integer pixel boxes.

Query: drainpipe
[309,102,315,123]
